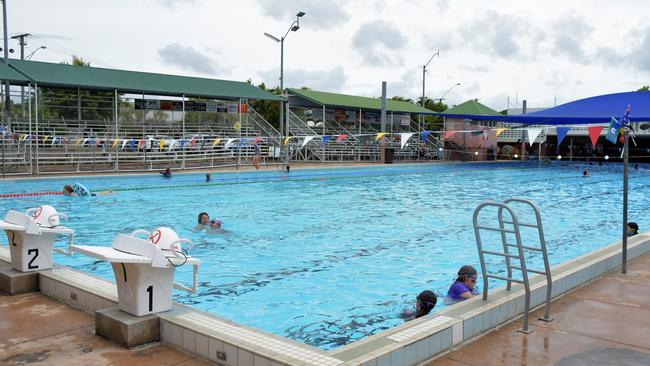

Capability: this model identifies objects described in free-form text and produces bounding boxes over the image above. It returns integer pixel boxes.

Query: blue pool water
[1,162,648,350]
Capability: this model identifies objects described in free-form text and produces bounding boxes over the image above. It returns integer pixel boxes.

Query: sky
[8,0,650,110]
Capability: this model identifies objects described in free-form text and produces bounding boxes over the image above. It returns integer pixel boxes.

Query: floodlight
[264,32,281,42]
[291,25,300,31]
[297,11,306,17]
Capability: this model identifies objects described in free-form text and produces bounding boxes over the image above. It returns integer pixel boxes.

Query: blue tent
[439,91,650,125]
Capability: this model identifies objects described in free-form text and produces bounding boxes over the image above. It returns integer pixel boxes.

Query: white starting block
[0,205,75,272]
[71,227,200,316]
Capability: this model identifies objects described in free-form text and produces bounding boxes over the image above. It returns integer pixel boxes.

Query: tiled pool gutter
[2,232,649,366]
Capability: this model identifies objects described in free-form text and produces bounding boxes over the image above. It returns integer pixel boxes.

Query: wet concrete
[426,254,650,366]
[0,293,210,366]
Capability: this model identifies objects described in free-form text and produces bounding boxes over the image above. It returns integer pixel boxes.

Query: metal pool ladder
[472,198,553,334]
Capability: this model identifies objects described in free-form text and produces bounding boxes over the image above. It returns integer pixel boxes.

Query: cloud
[458,10,540,59]
[259,65,347,92]
[156,0,198,7]
[457,64,491,73]
[158,43,223,75]
[424,32,453,52]
[552,15,593,63]
[352,20,407,66]
[258,0,349,29]
[598,25,650,74]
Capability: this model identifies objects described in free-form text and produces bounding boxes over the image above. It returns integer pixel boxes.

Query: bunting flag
[495,128,507,137]
[556,127,570,147]
[112,139,121,148]
[129,139,136,150]
[283,137,292,146]
[51,137,57,145]
[43,136,50,144]
[159,139,165,151]
[322,135,332,145]
[358,135,371,144]
[211,138,221,147]
[375,132,387,141]
[138,139,145,148]
[233,121,241,130]
[588,126,604,147]
[400,133,415,149]
[420,130,431,141]
[606,117,622,144]
[190,138,198,146]
[336,134,348,142]
[301,136,315,147]
[224,138,236,149]
[179,139,187,149]
[526,128,543,146]
[168,140,177,151]
[443,131,456,140]
[82,138,89,146]
[76,138,82,146]
[121,140,128,149]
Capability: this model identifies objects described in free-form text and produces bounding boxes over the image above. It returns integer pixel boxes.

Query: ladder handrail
[473,200,534,333]
[502,198,553,322]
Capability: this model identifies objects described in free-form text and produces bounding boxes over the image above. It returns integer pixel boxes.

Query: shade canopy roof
[287,88,434,114]
[8,59,282,101]
[439,92,650,125]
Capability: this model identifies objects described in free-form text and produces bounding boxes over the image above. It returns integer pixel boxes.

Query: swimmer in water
[63,185,77,196]
[205,173,212,182]
[195,212,225,232]
[401,290,437,321]
[160,168,172,178]
[582,169,590,177]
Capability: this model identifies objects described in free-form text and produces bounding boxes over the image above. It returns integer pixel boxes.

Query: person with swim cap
[160,168,172,178]
[63,185,77,196]
[196,212,223,231]
[444,265,480,305]
[627,222,639,237]
[402,290,438,321]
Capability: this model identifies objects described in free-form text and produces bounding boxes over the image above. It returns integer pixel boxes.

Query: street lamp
[438,83,461,103]
[264,11,305,165]
[26,45,45,60]
[420,50,439,137]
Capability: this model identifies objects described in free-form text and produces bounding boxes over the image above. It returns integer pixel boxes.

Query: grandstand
[0,60,282,176]
[286,88,445,162]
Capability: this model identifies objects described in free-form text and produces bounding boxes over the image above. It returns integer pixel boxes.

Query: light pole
[26,46,45,60]
[438,83,461,103]
[420,50,438,139]
[264,11,305,166]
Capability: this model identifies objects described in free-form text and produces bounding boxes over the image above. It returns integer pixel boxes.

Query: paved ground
[0,292,209,366]
[426,253,650,366]
[2,252,649,365]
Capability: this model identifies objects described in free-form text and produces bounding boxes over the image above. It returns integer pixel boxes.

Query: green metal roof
[0,61,30,84]
[9,59,282,101]
[443,99,500,116]
[287,88,434,114]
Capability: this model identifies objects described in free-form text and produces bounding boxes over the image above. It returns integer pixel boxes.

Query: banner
[556,127,570,146]
[605,117,622,144]
[588,126,604,147]
[400,133,414,149]
[526,128,543,146]
[301,136,315,147]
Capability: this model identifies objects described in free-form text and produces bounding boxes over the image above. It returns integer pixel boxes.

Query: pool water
[1,162,648,350]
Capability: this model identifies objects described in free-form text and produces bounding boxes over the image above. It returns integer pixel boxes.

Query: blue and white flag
[605,117,622,144]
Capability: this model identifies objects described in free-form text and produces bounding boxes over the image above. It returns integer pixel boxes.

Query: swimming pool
[1,162,648,350]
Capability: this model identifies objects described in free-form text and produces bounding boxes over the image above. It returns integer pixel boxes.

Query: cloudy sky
[9,0,650,109]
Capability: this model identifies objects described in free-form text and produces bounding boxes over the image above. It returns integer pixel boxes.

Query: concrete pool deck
[425,251,650,366]
[0,252,648,365]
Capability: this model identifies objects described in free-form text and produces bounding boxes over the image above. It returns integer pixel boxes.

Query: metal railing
[473,198,553,333]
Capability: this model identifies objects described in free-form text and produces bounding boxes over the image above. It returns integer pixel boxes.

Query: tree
[248,81,281,130]
[637,85,649,91]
